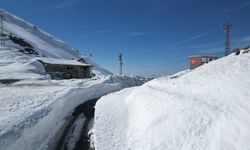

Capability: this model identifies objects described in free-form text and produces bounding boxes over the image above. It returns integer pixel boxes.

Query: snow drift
[95,49,250,150]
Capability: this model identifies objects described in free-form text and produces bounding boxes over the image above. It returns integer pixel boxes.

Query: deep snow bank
[95,87,137,150]
[0,48,46,79]
[95,49,250,150]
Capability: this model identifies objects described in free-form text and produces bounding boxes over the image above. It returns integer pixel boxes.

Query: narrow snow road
[54,98,98,150]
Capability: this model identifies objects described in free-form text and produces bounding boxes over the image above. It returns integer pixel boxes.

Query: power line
[124,57,188,68]
[123,49,225,69]
[124,26,220,55]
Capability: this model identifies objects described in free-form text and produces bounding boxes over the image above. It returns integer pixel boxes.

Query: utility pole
[118,53,123,75]
[223,21,233,56]
[0,10,4,47]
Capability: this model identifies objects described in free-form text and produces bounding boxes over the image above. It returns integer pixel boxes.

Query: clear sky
[1,0,250,76]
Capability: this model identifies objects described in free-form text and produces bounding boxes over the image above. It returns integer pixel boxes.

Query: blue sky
[1,0,250,76]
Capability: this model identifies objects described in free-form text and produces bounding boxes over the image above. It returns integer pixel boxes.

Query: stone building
[37,57,92,79]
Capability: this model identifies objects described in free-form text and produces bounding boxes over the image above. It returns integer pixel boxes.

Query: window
[80,66,88,70]
[201,57,207,63]
[66,66,73,70]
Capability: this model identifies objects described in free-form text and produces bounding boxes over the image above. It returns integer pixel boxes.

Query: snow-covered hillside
[2,11,78,59]
[95,49,250,150]
[0,10,112,79]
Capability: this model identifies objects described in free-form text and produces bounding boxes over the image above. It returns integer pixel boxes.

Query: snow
[95,49,250,150]
[65,114,85,150]
[0,48,46,79]
[37,57,91,66]
[0,76,143,150]
[3,11,78,59]
[95,87,137,150]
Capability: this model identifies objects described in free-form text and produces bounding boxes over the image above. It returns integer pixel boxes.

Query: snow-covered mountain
[2,11,78,59]
[95,49,250,150]
[0,10,111,79]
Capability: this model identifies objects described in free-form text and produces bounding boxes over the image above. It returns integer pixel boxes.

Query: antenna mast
[0,11,4,47]
[223,21,233,56]
[119,53,123,75]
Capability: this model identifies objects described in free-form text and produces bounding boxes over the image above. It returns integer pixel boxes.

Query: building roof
[37,57,92,66]
[189,55,219,58]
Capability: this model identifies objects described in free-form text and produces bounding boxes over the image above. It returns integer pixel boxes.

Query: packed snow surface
[95,50,250,150]
[0,75,143,150]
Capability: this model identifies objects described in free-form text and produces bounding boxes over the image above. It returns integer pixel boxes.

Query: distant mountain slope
[0,10,112,79]
[2,11,78,59]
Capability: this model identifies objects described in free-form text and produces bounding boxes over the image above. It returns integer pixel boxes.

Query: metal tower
[223,21,233,56]
[0,11,4,47]
[118,53,123,75]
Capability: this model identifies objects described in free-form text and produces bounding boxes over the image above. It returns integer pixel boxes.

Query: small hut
[37,57,92,79]
[190,56,218,70]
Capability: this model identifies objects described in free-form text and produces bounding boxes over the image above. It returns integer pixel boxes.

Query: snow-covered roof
[189,55,219,58]
[37,57,92,66]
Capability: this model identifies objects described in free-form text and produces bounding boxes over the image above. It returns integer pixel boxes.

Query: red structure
[190,56,218,69]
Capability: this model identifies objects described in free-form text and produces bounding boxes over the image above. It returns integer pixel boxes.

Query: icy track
[95,50,250,150]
